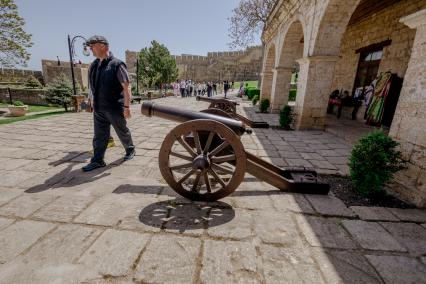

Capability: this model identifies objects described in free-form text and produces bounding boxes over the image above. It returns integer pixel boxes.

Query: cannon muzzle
[141,101,250,135]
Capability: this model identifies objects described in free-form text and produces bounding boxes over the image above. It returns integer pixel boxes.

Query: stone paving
[0,96,425,283]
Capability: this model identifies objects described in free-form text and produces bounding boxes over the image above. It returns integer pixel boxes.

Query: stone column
[388,9,426,207]
[293,56,339,130]
[270,66,293,113]
[260,71,274,101]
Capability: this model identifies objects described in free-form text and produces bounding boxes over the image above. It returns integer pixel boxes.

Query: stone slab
[305,195,355,217]
[260,244,324,283]
[350,206,399,221]
[134,235,201,283]
[387,208,426,223]
[254,211,303,247]
[380,222,426,255]
[0,187,23,206]
[0,220,55,264]
[342,220,406,252]
[270,193,315,214]
[79,229,149,277]
[0,217,14,231]
[311,249,382,284]
[366,255,426,284]
[201,240,262,283]
[296,215,357,249]
[32,195,95,222]
[207,209,253,240]
[230,194,274,210]
[0,194,57,218]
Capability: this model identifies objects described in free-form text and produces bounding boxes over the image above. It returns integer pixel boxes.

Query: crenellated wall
[126,46,262,82]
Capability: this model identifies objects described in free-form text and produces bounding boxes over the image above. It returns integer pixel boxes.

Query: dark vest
[89,54,125,111]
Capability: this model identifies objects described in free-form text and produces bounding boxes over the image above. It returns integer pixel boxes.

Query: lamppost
[135,59,139,95]
[67,35,90,96]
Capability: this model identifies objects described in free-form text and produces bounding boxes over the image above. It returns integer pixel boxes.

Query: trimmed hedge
[289,89,297,101]
[245,88,260,100]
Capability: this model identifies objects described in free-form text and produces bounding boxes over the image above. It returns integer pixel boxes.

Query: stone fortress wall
[0,68,43,84]
[126,46,262,82]
[41,60,90,91]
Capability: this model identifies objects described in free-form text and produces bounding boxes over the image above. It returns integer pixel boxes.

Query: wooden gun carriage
[141,101,329,201]
[196,96,269,129]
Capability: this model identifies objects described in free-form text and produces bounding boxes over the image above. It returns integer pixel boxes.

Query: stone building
[42,60,89,91]
[125,46,262,82]
[260,0,426,207]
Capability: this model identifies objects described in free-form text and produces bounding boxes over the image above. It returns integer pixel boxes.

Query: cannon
[196,96,269,129]
[142,101,329,201]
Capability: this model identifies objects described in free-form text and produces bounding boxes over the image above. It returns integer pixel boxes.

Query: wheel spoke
[170,151,193,161]
[177,136,197,158]
[209,169,226,188]
[209,141,229,157]
[177,169,196,185]
[203,171,211,193]
[203,131,215,154]
[191,171,202,192]
[211,154,236,164]
[170,162,193,171]
[212,164,234,175]
[193,131,202,154]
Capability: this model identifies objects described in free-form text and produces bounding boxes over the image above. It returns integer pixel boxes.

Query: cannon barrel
[196,95,238,105]
[141,101,250,136]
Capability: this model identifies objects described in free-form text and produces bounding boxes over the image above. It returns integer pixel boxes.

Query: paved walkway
[0,96,425,283]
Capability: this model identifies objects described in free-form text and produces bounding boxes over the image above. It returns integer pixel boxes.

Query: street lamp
[135,59,139,95]
[67,35,90,96]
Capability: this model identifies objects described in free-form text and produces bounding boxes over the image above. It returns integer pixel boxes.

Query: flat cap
[85,35,109,45]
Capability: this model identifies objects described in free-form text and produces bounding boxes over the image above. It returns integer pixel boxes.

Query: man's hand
[124,107,131,119]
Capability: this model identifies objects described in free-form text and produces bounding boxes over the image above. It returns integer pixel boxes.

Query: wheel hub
[192,154,210,171]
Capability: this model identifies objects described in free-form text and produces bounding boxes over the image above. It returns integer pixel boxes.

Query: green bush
[259,98,270,113]
[25,75,43,89]
[252,95,259,105]
[349,131,406,197]
[245,88,260,100]
[279,105,293,129]
[45,73,80,112]
[13,100,25,106]
[288,89,297,101]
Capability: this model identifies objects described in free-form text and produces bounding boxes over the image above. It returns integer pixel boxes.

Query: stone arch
[260,43,276,102]
[270,19,306,112]
[311,0,361,56]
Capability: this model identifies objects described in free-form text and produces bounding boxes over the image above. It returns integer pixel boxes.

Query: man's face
[89,43,107,58]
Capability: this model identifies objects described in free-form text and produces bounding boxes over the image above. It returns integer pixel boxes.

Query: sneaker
[124,149,136,161]
[82,161,106,172]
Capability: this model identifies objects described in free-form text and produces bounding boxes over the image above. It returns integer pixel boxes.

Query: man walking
[82,35,135,172]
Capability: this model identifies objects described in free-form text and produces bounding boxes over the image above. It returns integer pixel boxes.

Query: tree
[45,73,80,112]
[228,0,276,49]
[0,0,33,67]
[24,75,42,89]
[137,40,178,90]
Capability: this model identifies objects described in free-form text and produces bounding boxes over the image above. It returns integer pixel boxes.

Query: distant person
[207,82,213,97]
[223,81,230,98]
[82,35,135,172]
[212,82,217,96]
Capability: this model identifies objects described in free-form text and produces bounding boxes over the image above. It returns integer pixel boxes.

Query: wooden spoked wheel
[210,101,236,114]
[159,119,246,201]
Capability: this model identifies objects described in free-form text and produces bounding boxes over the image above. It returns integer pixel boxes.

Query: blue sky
[15,0,260,70]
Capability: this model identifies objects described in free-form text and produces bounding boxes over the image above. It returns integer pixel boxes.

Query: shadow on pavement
[25,152,123,193]
[139,199,235,232]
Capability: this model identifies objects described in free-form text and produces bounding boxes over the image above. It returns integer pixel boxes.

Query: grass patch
[234,81,258,89]
[0,103,61,113]
[0,110,67,125]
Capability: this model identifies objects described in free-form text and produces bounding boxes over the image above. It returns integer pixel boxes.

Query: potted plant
[8,100,28,117]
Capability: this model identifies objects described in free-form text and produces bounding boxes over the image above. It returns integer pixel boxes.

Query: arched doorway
[271,20,305,112]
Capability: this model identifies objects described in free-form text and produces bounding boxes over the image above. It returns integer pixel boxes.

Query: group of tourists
[171,80,233,98]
